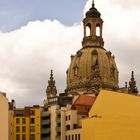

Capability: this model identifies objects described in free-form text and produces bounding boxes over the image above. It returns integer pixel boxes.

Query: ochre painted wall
[82,90,140,140]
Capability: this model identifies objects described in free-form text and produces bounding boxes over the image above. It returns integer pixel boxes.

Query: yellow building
[82,90,140,140]
[13,105,41,140]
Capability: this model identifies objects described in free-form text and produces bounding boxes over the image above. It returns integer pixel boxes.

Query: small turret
[46,70,57,106]
[128,71,138,95]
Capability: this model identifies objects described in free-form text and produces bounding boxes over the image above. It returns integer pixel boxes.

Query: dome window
[86,23,91,37]
[96,24,101,37]
[110,65,115,78]
[73,66,79,76]
[92,51,98,68]
[92,50,98,55]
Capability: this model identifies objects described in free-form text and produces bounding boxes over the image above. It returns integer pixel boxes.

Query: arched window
[86,23,91,37]
[91,50,98,71]
[73,66,79,76]
[110,65,115,78]
[66,125,70,130]
[96,24,101,36]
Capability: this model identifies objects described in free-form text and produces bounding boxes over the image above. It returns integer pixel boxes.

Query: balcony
[55,126,61,132]
[41,128,50,134]
[41,120,50,125]
[41,138,50,140]
[56,135,61,140]
[56,118,61,123]
[56,110,61,115]
[41,111,50,117]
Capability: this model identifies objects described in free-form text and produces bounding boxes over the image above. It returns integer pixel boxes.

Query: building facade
[41,107,51,140]
[82,90,140,140]
[9,99,16,140]
[13,105,41,140]
[0,92,8,140]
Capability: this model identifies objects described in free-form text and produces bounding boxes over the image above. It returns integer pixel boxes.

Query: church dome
[65,1,119,95]
[66,47,119,94]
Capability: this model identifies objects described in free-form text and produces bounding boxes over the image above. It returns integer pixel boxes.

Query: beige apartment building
[0,92,8,140]
[9,99,16,140]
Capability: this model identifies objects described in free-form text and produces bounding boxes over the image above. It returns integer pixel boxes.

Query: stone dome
[65,1,119,95]
[66,47,119,94]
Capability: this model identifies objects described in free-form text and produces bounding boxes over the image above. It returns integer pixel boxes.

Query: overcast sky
[0,0,140,107]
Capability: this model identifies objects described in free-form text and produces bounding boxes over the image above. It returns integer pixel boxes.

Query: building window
[16,126,20,132]
[22,126,26,132]
[66,125,70,130]
[16,118,20,124]
[66,136,67,140]
[73,66,79,76]
[73,124,77,129]
[22,134,26,140]
[30,134,35,140]
[78,134,80,140]
[16,134,20,140]
[22,118,26,124]
[75,134,77,140]
[30,126,35,132]
[110,65,115,78]
[30,110,35,115]
[72,135,74,140]
[15,110,24,116]
[57,132,61,136]
[96,24,101,36]
[57,114,61,118]
[69,135,70,140]
[30,118,35,124]
[86,23,91,37]
[58,122,61,127]
[69,115,70,120]
[66,116,67,121]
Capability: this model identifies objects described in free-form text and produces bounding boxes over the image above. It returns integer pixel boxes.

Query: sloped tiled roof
[73,95,96,106]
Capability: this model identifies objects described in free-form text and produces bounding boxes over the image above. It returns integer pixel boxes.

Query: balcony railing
[41,111,50,117]
[41,137,50,140]
[41,128,50,134]
[56,110,61,115]
[56,135,61,140]
[56,118,61,123]
[41,120,50,125]
[55,126,61,132]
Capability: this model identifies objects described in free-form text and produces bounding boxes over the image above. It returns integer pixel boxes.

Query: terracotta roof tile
[73,95,96,106]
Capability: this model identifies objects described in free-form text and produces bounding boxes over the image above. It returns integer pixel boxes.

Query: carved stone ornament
[90,62,102,94]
